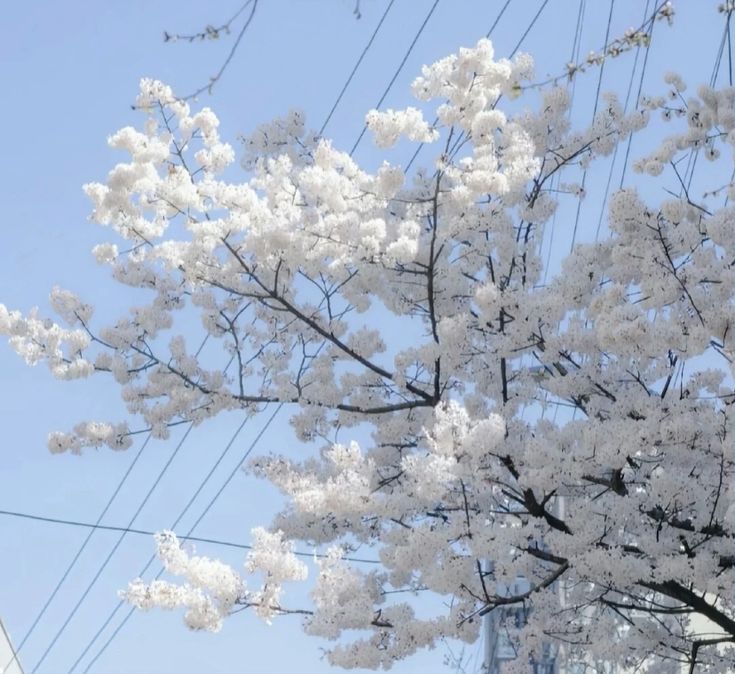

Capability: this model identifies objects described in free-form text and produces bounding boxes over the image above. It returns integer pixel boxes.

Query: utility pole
[483,606,500,674]
[483,561,499,674]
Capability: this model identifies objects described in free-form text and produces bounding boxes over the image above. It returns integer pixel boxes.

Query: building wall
[0,619,24,674]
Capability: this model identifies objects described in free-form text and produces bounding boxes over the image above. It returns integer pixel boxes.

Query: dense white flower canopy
[2,27,735,673]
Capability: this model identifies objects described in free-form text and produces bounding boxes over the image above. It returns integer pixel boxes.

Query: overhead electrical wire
[1,335,210,674]
[69,405,283,674]
[404,0,549,173]
[569,0,617,252]
[564,0,676,249]
[594,0,653,239]
[0,508,379,565]
[29,422,201,673]
[728,9,734,87]
[319,0,398,136]
[562,0,617,428]
[724,11,735,207]
[40,3,442,668]
[542,0,587,287]
[12,4,700,674]
[0,435,153,674]
[506,0,550,59]
[350,0,442,156]
[682,6,734,193]
[618,0,660,189]
[484,0,513,40]
[20,2,416,665]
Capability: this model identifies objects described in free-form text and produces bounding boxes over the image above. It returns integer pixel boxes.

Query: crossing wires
[67,405,282,673]
[1,335,209,674]
[350,0,442,156]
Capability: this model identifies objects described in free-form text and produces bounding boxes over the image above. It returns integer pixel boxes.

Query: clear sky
[0,2,728,673]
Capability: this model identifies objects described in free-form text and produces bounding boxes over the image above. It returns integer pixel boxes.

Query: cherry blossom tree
[2,16,735,673]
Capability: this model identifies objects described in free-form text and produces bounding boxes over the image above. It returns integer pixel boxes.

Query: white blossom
[2,35,735,672]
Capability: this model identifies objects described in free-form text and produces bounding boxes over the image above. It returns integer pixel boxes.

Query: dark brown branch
[182,0,260,100]
[477,561,570,617]
[220,238,434,404]
[641,580,735,638]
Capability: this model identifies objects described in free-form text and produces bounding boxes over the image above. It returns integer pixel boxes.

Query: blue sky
[0,2,728,673]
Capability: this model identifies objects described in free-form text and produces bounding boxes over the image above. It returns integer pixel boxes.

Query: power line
[682,7,733,193]
[542,0,586,287]
[319,0,398,136]
[65,412,256,674]
[0,508,379,565]
[29,422,199,673]
[69,405,282,673]
[594,0,652,239]
[618,0,660,188]
[0,436,152,674]
[29,344,216,673]
[62,2,444,658]
[508,0,550,60]
[485,0,513,39]
[34,3,432,664]
[32,2,421,663]
[569,0,616,252]
[727,9,733,86]
[350,0,442,156]
[2,334,210,674]
[404,0,550,173]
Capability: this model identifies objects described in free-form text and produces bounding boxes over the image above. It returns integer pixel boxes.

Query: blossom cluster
[2,31,735,671]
